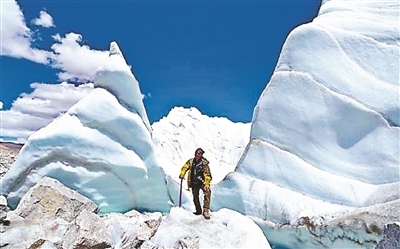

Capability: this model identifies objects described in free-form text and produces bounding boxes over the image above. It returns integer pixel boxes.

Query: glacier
[1,0,399,248]
[0,42,172,214]
[211,0,399,248]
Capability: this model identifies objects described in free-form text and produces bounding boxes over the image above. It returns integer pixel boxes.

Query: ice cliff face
[95,42,151,132]
[0,42,171,214]
[212,0,399,227]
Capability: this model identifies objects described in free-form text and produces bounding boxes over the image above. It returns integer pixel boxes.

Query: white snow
[151,207,271,248]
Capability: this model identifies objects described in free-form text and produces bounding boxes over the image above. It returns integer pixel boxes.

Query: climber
[179,148,212,219]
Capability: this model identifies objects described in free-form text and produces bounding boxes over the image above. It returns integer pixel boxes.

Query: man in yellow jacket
[179,148,212,219]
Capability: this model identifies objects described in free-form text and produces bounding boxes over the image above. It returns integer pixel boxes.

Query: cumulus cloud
[1,0,108,83]
[0,0,53,64]
[51,33,109,82]
[0,0,112,142]
[32,10,55,28]
[0,82,93,142]
[0,110,50,141]
[0,102,3,109]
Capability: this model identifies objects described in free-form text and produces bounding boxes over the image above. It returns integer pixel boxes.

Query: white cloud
[32,10,55,28]
[51,33,109,82]
[0,102,3,109]
[1,0,109,83]
[0,110,50,141]
[0,0,53,64]
[0,1,112,142]
[0,82,93,142]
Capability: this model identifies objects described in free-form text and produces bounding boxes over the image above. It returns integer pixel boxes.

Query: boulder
[0,195,8,221]
[1,177,169,249]
[376,223,400,249]
[139,240,157,249]
[137,212,163,241]
[0,195,7,206]
[13,176,99,222]
[62,210,112,249]
[178,236,200,249]
[0,217,69,249]
[102,211,162,248]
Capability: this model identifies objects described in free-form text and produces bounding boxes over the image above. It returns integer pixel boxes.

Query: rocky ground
[0,176,272,249]
[0,176,166,249]
[0,143,21,178]
[0,143,398,248]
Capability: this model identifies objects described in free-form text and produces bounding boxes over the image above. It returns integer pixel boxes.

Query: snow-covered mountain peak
[185,106,204,118]
[161,106,196,118]
[152,106,250,185]
[160,106,207,124]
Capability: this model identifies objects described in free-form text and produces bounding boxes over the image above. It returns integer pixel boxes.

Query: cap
[195,148,205,155]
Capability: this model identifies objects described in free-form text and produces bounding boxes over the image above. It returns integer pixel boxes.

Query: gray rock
[0,196,8,221]
[102,212,143,248]
[13,176,99,222]
[0,205,7,222]
[124,208,141,218]
[137,212,163,241]
[376,223,400,249]
[62,210,112,249]
[0,217,69,249]
[27,239,58,249]
[3,177,164,249]
[102,211,162,248]
[139,240,157,249]
[0,195,7,206]
[178,236,199,249]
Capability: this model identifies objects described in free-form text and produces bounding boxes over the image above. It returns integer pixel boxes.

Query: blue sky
[1,0,320,141]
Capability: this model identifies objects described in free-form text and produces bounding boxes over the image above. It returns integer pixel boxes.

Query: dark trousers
[192,186,211,212]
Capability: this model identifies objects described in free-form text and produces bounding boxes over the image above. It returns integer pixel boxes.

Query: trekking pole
[178,178,183,207]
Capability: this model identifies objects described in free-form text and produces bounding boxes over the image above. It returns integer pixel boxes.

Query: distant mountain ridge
[0,142,23,152]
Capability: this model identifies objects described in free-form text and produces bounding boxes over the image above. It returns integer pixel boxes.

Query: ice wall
[0,42,172,214]
[212,0,399,224]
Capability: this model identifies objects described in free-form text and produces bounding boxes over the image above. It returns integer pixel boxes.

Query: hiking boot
[203,208,210,219]
[193,210,202,215]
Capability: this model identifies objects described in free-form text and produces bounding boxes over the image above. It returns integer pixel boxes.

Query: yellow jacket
[179,157,212,188]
